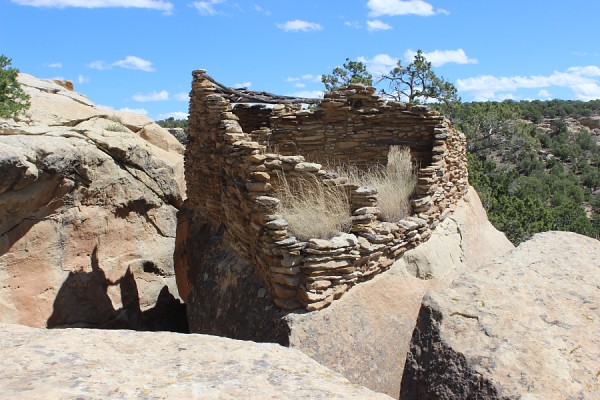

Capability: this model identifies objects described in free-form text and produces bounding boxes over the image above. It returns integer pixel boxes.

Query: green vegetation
[379,50,458,104]
[441,100,599,244]
[0,55,30,119]
[106,115,128,132]
[321,58,373,92]
[322,50,458,104]
[156,117,188,130]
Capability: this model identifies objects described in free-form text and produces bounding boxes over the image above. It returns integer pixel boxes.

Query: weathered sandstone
[0,323,390,399]
[179,187,513,397]
[0,74,186,331]
[401,231,600,399]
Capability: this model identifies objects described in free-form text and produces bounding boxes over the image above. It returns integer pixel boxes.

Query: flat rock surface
[401,231,600,399]
[0,323,390,400]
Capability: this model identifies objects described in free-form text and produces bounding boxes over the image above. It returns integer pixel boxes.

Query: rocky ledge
[401,231,600,399]
[0,323,390,399]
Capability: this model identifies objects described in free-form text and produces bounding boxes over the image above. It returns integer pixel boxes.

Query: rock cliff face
[0,323,390,399]
[0,74,187,331]
[401,231,600,399]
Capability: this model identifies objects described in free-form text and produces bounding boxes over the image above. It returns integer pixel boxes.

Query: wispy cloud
[367,0,447,17]
[253,4,271,15]
[357,53,398,76]
[289,90,324,99]
[277,19,322,32]
[157,111,188,120]
[174,92,190,101]
[132,90,170,102]
[11,0,173,13]
[457,66,600,101]
[234,81,252,88]
[404,48,478,67]
[87,56,155,72]
[113,56,155,72]
[87,60,111,70]
[119,107,149,115]
[367,19,392,31]
[344,21,361,29]
[77,75,89,84]
[190,0,224,15]
[46,62,63,68]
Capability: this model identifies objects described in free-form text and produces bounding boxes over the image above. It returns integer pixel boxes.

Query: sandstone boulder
[178,188,514,397]
[0,323,390,399]
[401,231,600,399]
[0,74,186,331]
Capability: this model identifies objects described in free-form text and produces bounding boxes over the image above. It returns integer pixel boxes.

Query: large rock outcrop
[401,231,600,399]
[0,74,187,331]
[0,323,390,399]
[177,188,514,397]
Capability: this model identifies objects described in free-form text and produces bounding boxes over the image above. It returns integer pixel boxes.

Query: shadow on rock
[47,245,188,333]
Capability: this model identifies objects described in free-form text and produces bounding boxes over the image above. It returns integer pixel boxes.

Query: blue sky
[2,0,600,120]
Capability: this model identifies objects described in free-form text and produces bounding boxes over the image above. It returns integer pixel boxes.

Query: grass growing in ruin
[332,146,417,222]
[276,173,352,241]
[276,146,417,241]
[364,146,417,222]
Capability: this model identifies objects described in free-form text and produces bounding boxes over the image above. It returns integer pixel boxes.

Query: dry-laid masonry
[177,70,468,311]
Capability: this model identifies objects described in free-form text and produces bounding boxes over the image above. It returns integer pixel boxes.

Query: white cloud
[47,62,62,68]
[404,48,477,67]
[157,111,188,120]
[367,20,392,31]
[88,60,111,70]
[538,89,551,98]
[174,92,189,101]
[344,21,361,29]
[119,107,149,115]
[286,74,323,87]
[190,0,224,16]
[132,90,170,102]
[11,0,173,13]
[457,66,600,101]
[253,4,271,15]
[290,90,324,99]
[88,56,155,72]
[567,65,600,77]
[277,19,322,32]
[113,56,155,72]
[77,75,89,84]
[234,81,252,88]
[367,0,447,17]
[357,53,397,76]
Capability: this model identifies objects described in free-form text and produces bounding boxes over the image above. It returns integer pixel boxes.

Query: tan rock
[0,74,186,331]
[402,231,600,399]
[0,323,391,399]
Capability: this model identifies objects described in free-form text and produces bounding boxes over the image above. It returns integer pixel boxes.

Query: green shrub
[0,55,30,119]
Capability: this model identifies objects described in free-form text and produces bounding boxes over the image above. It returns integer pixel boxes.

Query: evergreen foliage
[321,58,373,92]
[0,55,30,119]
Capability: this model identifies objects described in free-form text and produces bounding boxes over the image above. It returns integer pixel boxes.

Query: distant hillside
[440,99,599,244]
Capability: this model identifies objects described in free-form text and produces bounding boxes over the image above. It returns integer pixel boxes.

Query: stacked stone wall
[183,70,468,311]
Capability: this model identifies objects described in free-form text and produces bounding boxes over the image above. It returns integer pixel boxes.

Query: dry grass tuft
[332,146,417,222]
[276,173,351,241]
[275,146,416,240]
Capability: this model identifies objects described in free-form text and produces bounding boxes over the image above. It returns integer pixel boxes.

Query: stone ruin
[178,70,468,312]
